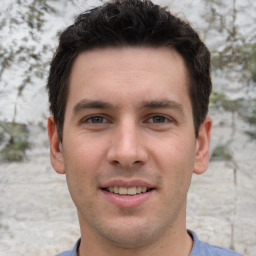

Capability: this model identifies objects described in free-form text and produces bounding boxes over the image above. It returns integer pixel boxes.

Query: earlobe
[47,115,65,174]
[193,116,212,175]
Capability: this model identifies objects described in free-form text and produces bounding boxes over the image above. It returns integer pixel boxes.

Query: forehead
[71,46,188,78]
[68,46,190,110]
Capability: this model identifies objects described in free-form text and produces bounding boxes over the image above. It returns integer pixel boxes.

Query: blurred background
[0,0,255,255]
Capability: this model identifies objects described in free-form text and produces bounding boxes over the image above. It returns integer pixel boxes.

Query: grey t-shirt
[56,230,244,256]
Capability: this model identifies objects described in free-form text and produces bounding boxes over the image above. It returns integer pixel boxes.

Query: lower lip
[101,189,154,208]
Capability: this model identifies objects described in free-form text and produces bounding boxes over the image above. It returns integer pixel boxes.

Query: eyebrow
[73,98,184,114]
[140,99,184,112]
[73,99,113,114]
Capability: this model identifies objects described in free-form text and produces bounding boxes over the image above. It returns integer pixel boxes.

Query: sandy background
[0,0,256,255]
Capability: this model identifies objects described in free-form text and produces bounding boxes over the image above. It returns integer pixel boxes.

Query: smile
[103,186,152,196]
[101,184,155,207]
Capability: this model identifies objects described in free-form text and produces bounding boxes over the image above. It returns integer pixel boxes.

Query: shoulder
[55,238,81,256]
[197,242,244,256]
[188,230,244,256]
[207,245,244,256]
[56,251,72,256]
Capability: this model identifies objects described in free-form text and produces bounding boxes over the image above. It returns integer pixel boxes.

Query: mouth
[102,186,154,196]
[101,183,155,207]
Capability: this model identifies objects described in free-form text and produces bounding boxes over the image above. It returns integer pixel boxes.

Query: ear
[47,115,65,174]
[193,116,212,175]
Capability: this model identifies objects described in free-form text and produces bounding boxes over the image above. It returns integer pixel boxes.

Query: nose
[106,120,148,168]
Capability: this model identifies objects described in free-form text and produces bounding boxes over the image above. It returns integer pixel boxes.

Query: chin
[96,216,167,249]
[104,229,155,248]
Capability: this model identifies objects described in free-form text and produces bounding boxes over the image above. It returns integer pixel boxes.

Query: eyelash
[81,114,173,125]
[82,115,109,124]
[146,115,170,124]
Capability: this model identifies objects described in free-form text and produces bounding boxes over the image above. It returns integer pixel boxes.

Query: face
[48,47,211,249]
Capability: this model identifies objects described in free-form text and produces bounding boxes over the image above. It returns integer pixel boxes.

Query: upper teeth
[106,186,148,195]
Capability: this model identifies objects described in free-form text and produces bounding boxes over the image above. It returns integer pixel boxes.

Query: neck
[78,229,193,256]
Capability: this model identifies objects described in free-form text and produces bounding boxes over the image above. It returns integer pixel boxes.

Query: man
[47,0,243,255]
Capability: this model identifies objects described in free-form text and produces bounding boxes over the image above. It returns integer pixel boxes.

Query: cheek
[153,136,195,168]
[63,144,102,212]
[63,139,104,192]
[152,137,196,193]
[64,135,106,168]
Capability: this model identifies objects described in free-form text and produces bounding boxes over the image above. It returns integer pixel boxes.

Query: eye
[83,115,108,124]
[150,115,167,123]
[147,115,169,124]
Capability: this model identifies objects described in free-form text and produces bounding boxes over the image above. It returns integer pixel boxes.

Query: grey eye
[152,116,166,123]
[89,116,105,123]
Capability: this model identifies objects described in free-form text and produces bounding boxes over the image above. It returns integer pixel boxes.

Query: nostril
[111,160,120,165]
[109,159,143,167]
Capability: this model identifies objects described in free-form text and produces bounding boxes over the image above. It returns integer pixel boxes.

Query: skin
[48,47,212,256]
